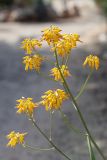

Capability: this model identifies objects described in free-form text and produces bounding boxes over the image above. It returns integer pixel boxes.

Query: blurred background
[0,0,107,160]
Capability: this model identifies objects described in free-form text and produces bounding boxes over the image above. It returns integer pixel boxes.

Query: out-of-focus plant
[95,0,107,17]
[95,0,107,39]
[6,25,106,160]
[32,0,57,21]
[0,0,13,6]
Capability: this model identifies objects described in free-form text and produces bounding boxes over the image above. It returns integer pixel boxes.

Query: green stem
[54,50,106,160]
[61,57,65,65]
[30,117,72,160]
[87,135,96,160]
[23,143,54,151]
[37,72,57,82]
[49,110,52,141]
[75,70,93,100]
[59,108,86,137]
[64,54,70,67]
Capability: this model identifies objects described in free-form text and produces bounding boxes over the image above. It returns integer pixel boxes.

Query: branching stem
[30,116,72,160]
[23,143,54,151]
[75,69,93,100]
[59,108,86,137]
[54,49,106,160]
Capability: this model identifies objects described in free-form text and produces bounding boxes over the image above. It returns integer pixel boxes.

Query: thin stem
[30,117,72,160]
[37,72,57,82]
[75,70,93,100]
[59,108,86,137]
[87,135,96,160]
[62,57,65,65]
[87,135,92,160]
[54,49,106,160]
[62,54,71,76]
[49,110,52,141]
[64,54,70,67]
[23,143,54,151]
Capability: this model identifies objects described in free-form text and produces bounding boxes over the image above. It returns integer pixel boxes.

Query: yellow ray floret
[23,55,43,71]
[7,131,27,148]
[51,65,71,81]
[21,38,42,54]
[41,89,68,110]
[52,33,80,57]
[16,97,37,115]
[83,55,100,70]
[42,25,62,45]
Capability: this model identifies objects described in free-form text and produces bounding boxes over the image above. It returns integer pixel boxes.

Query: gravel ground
[0,8,107,160]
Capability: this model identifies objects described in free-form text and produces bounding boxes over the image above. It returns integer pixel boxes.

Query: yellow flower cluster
[63,33,80,47]
[7,25,101,150]
[21,38,42,54]
[41,89,68,110]
[21,26,81,72]
[83,55,100,70]
[21,38,43,71]
[42,25,62,45]
[23,55,43,71]
[16,97,37,115]
[52,33,80,57]
[7,131,27,148]
[51,65,71,81]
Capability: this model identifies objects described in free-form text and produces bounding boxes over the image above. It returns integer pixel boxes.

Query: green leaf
[87,135,96,160]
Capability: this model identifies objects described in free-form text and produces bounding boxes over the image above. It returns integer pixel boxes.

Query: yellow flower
[42,25,62,45]
[52,39,72,57]
[21,38,42,54]
[52,33,80,57]
[23,55,43,71]
[16,97,37,115]
[7,131,27,148]
[63,33,80,48]
[83,55,100,70]
[41,89,68,110]
[71,33,80,41]
[51,65,71,81]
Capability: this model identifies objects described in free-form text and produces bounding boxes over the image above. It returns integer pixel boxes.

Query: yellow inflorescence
[16,97,37,115]
[52,33,80,57]
[63,34,80,47]
[52,39,72,57]
[21,38,42,54]
[83,55,100,70]
[42,25,62,45]
[51,65,71,81]
[41,89,68,110]
[7,131,27,148]
[23,55,43,71]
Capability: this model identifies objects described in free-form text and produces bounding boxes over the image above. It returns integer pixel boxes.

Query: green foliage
[0,0,13,6]
[95,0,107,16]
[0,0,33,7]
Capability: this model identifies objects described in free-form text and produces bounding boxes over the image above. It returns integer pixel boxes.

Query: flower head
[52,33,80,57]
[42,25,62,45]
[83,55,100,70]
[21,38,42,54]
[52,39,72,57]
[63,33,80,48]
[7,131,27,148]
[51,65,71,81]
[41,89,68,110]
[23,55,43,71]
[16,97,37,115]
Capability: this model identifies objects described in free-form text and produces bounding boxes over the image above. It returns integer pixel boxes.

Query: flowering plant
[6,25,105,160]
